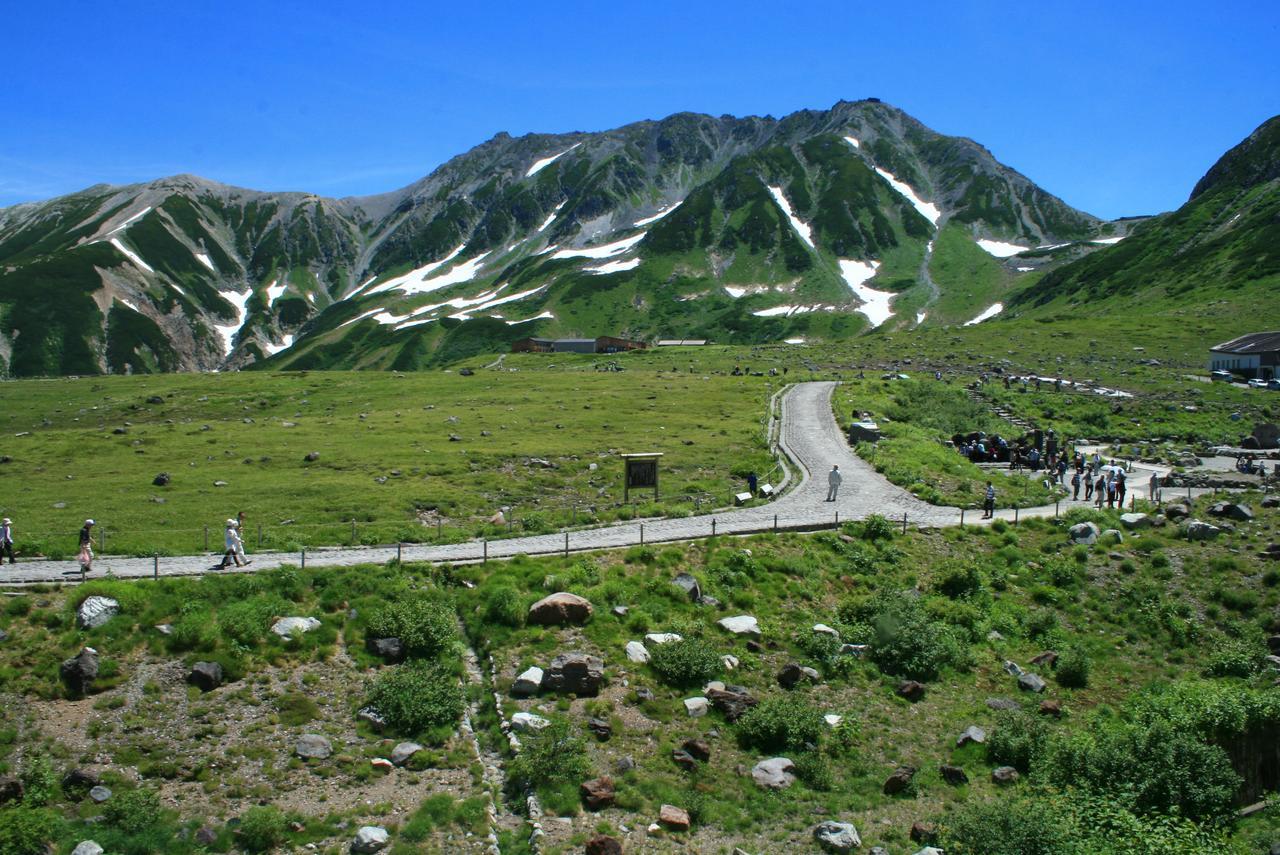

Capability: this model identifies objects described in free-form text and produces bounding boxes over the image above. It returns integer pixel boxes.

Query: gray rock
[611,605,629,617]
[813,820,861,853]
[542,652,604,696]
[883,765,916,794]
[644,632,682,645]
[366,637,405,662]
[1069,521,1099,545]
[390,742,423,766]
[813,623,840,638]
[295,734,333,760]
[1101,529,1124,542]
[987,697,1020,711]
[511,666,543,697]
[357,706,387,731]
[1184,520,1221,541]
[914,849,945,855]
[527,592,594,626]
[76,596,120,629]
[957,725,986,746]
[71,842,104,855]
[351,825,390,853]
[1018,672,1047,693]
[673,572,701,601]
[839,643,869,657]
[751,757,796,789]
[60,647,99,695]
[511,712,551,732]
[707,685,758,721]
[684,697,709,717]
[1210,502,1254,521]
[722,654,740,669]
[187,661,223,692]
[718,614,761,638]
[992,765,1020,785]
[271,616,321,638]
[88,785,112,803]
[940,763,969,785]
[1120,512,1151,529]
[152,472,170,486]
[625,641,650,663]
[0,777,22,804]
[1003,660,1024,677]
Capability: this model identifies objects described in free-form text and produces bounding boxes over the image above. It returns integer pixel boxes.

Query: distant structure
[512,336,647,354]
[655,339,708,347]
[1209,332,1280,380]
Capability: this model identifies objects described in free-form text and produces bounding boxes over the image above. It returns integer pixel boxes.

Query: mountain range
[1,100,1273,376]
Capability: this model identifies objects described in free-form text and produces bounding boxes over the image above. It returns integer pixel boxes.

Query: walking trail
[0,382,1177,585]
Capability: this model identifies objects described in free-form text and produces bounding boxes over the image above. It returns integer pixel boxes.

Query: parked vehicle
[1211,370,1235,382]
[1248,378,1269,388]
[1268,379,1280,391]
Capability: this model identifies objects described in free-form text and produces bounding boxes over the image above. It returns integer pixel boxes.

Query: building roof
[556,338,597,344]
[656,339,708,346]
[1211,332,1280,354]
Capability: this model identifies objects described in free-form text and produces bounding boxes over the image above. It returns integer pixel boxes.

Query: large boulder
[366,637,405,663]
[1210,502,1254,521]
[896,680,926,702]
[541,652,604,696]
[883,765,916,795]
[683,697,709,717]
[271,616,321,638]
[672,573,701,601]
[1068,522,1099,545]
[1018,672,1047,693]
[580,776,616,810]
[295,734,333,760]
[659,804,690,830]
[187,661,223,692]
[992,766,1020,785]
[511,666,543,697]
[527,592,594,626]
[813,821,861,854]
[718,615,762,638]
[60,647,99,695]
[390,742,423,766]
[351,826,389,853]
[71,843,104,855]
[511,712,551,733]
[707,685,758,721]
[956,725,986,746]
[76,596,120,629]
[0,777,22,804]
[777,663,818,689]
[625,641,650,663]
[585,835,623,855]
[751,757,797,789]
[1120,512,1151,529]
[940,764,969,785]
[644,632,682,645]
[1184,520,1221,541]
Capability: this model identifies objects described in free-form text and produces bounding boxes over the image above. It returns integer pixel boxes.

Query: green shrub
[102,787,162,835]
[859,593,967,681]
[649,638,721,688]
[480,586,524,628]
[19,756,56,807]
[735,697,823,753]
[366,597,457,657]
[934,559,986,599]
[0,807,61,855]
[239,805,288,853]
[943,796,1071,855]
[218,597,288,647]
[792,752,834,790]
[987,709,1048,773]
[367,660,463,738]
[507,718,589,797]
[858,514,896,542]
[1055,646,1091,688]
[1202,639,1260,678]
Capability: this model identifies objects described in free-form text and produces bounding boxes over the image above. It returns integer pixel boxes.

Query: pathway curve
[0,383,1179,585]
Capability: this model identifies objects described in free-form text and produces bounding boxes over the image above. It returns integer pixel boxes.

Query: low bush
[0,807,61,855]
[102,787,162,835]
[934,559,986,599]
[649,638,721,688]
[507,718,590,800]
[366,597,457,657]
[367,661,464,738]
[857,593,970,681]
[238,805,289,853]
[480,586,524,628]
[735,697,823,753]
[987,708,1048,773]
[943,796,1071,855]
[1055,645,1091,688]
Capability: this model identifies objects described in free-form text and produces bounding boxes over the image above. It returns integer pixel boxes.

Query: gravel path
[0,382,1181,585]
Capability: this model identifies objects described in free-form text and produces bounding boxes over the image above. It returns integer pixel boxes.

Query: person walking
[746,472,758,497]
[0,518,13,564]
[235,510,251,566]
[1094,474,1107,509]
[983,481,996,519]
[1084,470,1094,502]
[826,465,842,502]
[1149,472,1160,502]
[78,519,95,574]
[1116,470,1127,509]
[219,518,246,569]
[1070,471,1081,501]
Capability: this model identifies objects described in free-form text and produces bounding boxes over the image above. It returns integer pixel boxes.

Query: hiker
[826,465,842,502]
[1071,471,1081,501]
[1116,470,1127,508]
[983,481,996,519]
[0,517,13,564]
[1148,472,1160,502]
[78,519,95,574]
[747,472,758,496]
[1095,474,1107,509]
[1105,476,1117,509]
[219,518,246,569]
[1056,457,1068,485]
[235,510,251,566]
[1084,470,1094,501]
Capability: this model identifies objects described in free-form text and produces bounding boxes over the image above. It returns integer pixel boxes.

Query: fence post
[257,524,263,548]
[960,508,965,527]
[437,519,442,540]
[100,527,106,552]
[640,523,644,545]
[564,532,569,558]
[572,505,577,526]
[483,539,488,563]
[902,512,908,534]
[351,520,357,542]
[1055,500,1059,518]
[835,511,839,526]
[153,554,158,580]
[712,518,716,536]
[301,548,306,569]
[1014,507,1019,525]
[204,526,209,551]
[773,514,778,532]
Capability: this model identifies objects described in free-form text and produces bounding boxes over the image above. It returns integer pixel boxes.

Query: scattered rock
[585,835,623,855]
[672,573,701,601]
[611,605,629,617]
[778,662,818,689]
[527,592,594,626]
[1210,502,1254,521]
[295,734,333,760]
[351,825,389,853]
[1184,520,1221,541]
[718,614,762,638]
[721,654,739,670]
[684,697,709,717]
[1102,528,1123,542]
[1069,521,1100,544]
[992,766,1020,785]
[1120,512,1151,529]
[580,776,616,810]
[956,725,986,746]
[824,713,843,728]
[194,827,218,846]
[682,738,711,762]
[987,696,1020,711]
[71,842,104,855]
[813,623,840,638]
[940,763,969,785]
[366,637,405,663]
[0,777,22,804]
[370,757,393,771]
[839,643,869,657]
[62,769,99,796]
[896,680,926,702]
[813,820,861,853]
[707,685,758,721]
[1039,699,1063,717]
[658,804,690,831]
[587,717,613,740]
[751,757,797,789]
[1030,651,1058,668]
[645,632,683,645]
[883,765,916,795]
[542,652,605,696]
[76,596,120,629]
[88,785,112,803]
[390,742,423,766]
[625,641,650,663]
[60,647,99,695]
[304,451,320,462]
[152,472,170,486]
[511,666,543,697]
[187,661,223,692]
[511,712,551,732]
[357,706,387,731]
[271,616,321,638]
[1263,496,1280,509]
[911,821,939,844]
[213,480,228,487]
[1018,672,1047,693]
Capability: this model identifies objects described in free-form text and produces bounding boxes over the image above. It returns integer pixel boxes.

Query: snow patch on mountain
[752,304,833,318]
[837,259,893,326]
[365,244,467,295]
[1090,236,1125,245]
[266,279,286,307]
[538,201,566,232]
[964,303,1004,325]
[552,233,644,260]
[109,238,154,273]
[450,284,549,320]
[195,252,215,272]
[872,166,941,226]
[213,288,252,355]
[506,311,555,325]
[106,206,153,236]
[916,312,927,325]
[843,136,860,149]
[724,286,745,298]
[634,205,677,227]
[340,308,383,328]
[976,239,1029,258]
[263,334,294,356]
[585,257,640,275]
[527,144,580,177]
[766,186,814,248]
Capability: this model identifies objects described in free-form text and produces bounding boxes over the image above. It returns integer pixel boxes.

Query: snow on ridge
[551,232,644,260]
[109,237,155,273]
[751,304,833,318]
[527,143,581,177]
[264,334,294,356]
[837,259,894,327]
[916,312,927,325]
[506,311,555,325]
[213,288,252,355]
[724,286,746,299]
[843,136,860,149]
[537,201,567,232]
[872,166,941,226]
[784,337,806,344]
[365,244,466,296]
[976,239,1029,258]
[964,302,1004,326]
[340,308,383,328]
[1037,242,1071,251]
[766,185,814,248]
[106,206,153,236]
[584,257,640,275]
[449,283,549,321]
[633,204,678,227]
[1090,236,1125,245]
[265,279,286,307]
[1016,266,1034,272]
[118,298,141,313]
[195,251,216,272]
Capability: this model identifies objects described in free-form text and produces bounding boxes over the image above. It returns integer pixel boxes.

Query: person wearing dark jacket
[78,519,95,574]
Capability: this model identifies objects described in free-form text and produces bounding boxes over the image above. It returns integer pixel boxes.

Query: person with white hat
[0,517,13,564]
[78,519,95,573]
[219,518,246,569]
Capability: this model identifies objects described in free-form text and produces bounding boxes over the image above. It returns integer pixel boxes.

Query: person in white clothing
[0,518,13,564]
[827,465,842,501]
[219,518,246,569]
[234,510,251,566]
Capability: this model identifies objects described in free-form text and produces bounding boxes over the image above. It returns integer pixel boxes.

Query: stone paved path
[0,382,1182,585]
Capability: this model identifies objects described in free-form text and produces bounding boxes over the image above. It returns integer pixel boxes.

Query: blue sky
[3,1,1277,218]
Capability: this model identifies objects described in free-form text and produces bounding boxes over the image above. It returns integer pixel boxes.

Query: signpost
[621,452,663,504]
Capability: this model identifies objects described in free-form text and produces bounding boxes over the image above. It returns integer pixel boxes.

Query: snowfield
[837,259,894,327]
[751,304,833,318]
[964,302,1004,326]
[766,186,814,248]
[364,245,467,295]
[109,238,155,274]
[265,279,286,307]
[526,144,580,177]
[843,135,860,149]
[213,288,252,355]
[916,312,927,325]
[551,233,644,260]
[506,311,555,325]
[263,334,294,356]
[369,249,491,298]
[1090,236,1125,245]
[872,166,941,226]
[537,201,566,232]
[976,239,1029,258]
[584,257,641,275]
[106,206,153,236]
[195,251,215,272]
[633,205,677,227]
